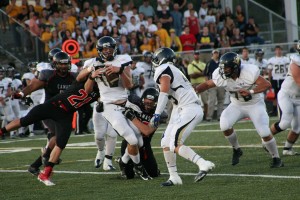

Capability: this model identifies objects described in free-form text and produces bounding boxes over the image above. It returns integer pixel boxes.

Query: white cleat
[94,150,105,168]
[103,159,116,171]
[195,160,215,182]
[161,175,182,186]
[283,149,298,156]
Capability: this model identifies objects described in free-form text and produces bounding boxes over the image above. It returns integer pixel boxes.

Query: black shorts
[20,102,74,149]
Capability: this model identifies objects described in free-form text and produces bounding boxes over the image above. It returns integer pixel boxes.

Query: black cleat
[194,171,207,182]
[28,166,40,176]
[232,148,243,166]
[270,157,284,168]
[161,180,175,187]
[133,163,152,180]
[116,157,127,178]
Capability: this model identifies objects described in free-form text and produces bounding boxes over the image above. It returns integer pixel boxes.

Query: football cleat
[133,163,152,181]
[103,158,116,171]
[282,148,298,156]
[270,157,284,168]
[161,175,182,187]
[116,157,127,178]
[94,150,105,168]
[28,166,40,176]
[232,148,243,166]
[38,166,55,186]
[195,160,215,182]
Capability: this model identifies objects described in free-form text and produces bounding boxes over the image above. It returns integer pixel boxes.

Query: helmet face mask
[0,67,6,79]
[96,36,117,61]
[152,47,176,68]
[141,87,159,112]
[28,61,38,72]
[219,52,241,79]
[53,52,71,75]
[6,66,15,78]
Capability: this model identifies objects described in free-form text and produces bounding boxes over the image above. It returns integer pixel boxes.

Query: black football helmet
[0,66,6,79]
[219,52,241,79]
[141,87,159,112]
[6,65,15,78]
[255,48,264,57]
[96,36,117,61]
[28,61,38,72]
[152,47,176,68]
[52,52,71,75]
[48,48,62,64]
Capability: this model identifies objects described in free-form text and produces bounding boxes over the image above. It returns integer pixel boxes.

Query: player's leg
[220,103,245,165]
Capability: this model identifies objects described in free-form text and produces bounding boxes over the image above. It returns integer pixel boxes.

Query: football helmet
[141,87,159,112]
[6,65,15,78]
[52,52,71,75]
[255,49,264,57]
[96,36,117,61]
[48,48,62,64]
[152,47,176,68]
[28,61,38,71]
[0,66,6,79]
[219,52,241,79]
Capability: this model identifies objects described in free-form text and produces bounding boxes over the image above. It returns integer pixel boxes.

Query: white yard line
[0,169,299,179]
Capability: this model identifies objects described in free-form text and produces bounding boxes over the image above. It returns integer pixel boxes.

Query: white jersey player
[84,36,152,180]
[150,47,215,186]
[136,51,156,92]
[270,46,300,156]
[128,60,145,97]
[195,52,283,168]
[254,49,268,78]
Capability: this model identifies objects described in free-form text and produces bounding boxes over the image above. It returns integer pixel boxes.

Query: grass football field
[1,117,300,200]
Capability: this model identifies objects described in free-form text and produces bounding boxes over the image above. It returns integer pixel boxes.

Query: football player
[128,59,145,97]
[0,80,99,186]
[267,46,290,116]
[254,48,268,79]
[270,41,300,156]
[196,52,283,168]
[240,47,255,64]
[118,87,160,179]
[83,36,152,180]
[149,47,215,186]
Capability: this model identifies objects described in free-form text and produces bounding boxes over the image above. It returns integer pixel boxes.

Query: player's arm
[76,66,94,82]
[20,78,45,97]
[120,66,133,89]
[195,79,216,93]
[84,69,103,94]
[239,76,271,96]
[131,118,157,136]
[290,62,300,86]
[139,74,145,89]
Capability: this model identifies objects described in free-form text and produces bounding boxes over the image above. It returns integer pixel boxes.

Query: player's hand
[239,89,251,97]
[24,96,33,106]
[123,107,136,121]
[105,65,119,75]
[95,101,104,112]
[150,114,161,128]
[12,91,24,99]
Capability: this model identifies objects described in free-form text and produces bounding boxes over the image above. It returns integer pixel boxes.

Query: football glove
[123,107,136,121]
[96,101,104,112]
[150,114,161,128]
[13,91,24,99]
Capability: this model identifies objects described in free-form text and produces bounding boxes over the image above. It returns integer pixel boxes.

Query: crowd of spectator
[2,0,265,60]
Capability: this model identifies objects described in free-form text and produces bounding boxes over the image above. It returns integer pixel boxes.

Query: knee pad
[220,118,231,132]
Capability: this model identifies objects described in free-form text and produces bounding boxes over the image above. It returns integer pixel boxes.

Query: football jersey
[212,63,263,105]
[22,72,35,81]
[50,81,99,112]
[136,61,156,88]
[0,78,11,98]
[9,78,22,91]
[267,56,290,80]
[280,54,300,97]
[83,55,132,103]
[254,59,268,76]
[131,66,145,88]
[154,62,199,107]
[36,62,53,76]
[241,58,256,65]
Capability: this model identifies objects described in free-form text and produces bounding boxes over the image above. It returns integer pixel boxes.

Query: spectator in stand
[122,4,133,21]
[73,28,86,55]
[84,21,99,38]
[138,12,147,27]
[235,5,246,32]
[183,3,198,25]
[209,0,222,22]
[154,21,170,48]
[82,43,98,58]
[186,9,200,39]
[216,27,230,53]
[97,19,110,36]
[126,16,140,34]
[51,10,63,27]
[139,0,155,18]
[180,26,196,60]
[198,0,208,19]
[168,28,182,52]
[203,49,225,121]
[230,27,245,47]
[137,24,148,45]
[172,0,187,13]
[218,6,234,31]
[240,47,255,64]
[116,18,128,35]
[170,3,183,37]
[145,16,158,34]
[92,4,101,17]
[118,34,131,54]
[204,8,217,34]
[92,16,100,30]
[29,12,40,37]
[140,37,152,52]
[16,7,29,52]
[157,0,170,15]
[129,31,141,48]
[111,26,120,42]
[224,15,235,37]
[129,38,140,55]
[40,25,52,54]
[152,34,166,52]
[62,29,73,44]
[197,26,214,50]
[86,30,98,49]
[58,12,75,33]
[106,12,116,29]
[157,4,173,32]
[244,16,264,46]
[289,40,298,53]
[34,0,44,17]
[49,29,62,50]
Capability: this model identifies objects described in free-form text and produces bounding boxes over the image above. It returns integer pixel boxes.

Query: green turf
[1,117,300,200]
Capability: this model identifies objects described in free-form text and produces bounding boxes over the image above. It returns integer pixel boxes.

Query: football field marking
[0,169,299,179]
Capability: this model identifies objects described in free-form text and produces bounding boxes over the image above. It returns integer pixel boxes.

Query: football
[104,71,119,87]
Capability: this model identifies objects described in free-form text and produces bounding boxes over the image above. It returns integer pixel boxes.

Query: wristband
[19,92,24,98]
[249,89,254,94]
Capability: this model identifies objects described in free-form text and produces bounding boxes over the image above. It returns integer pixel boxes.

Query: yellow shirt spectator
[6,2,21,24]
[188,53,206,85]
[58,20,75,32]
